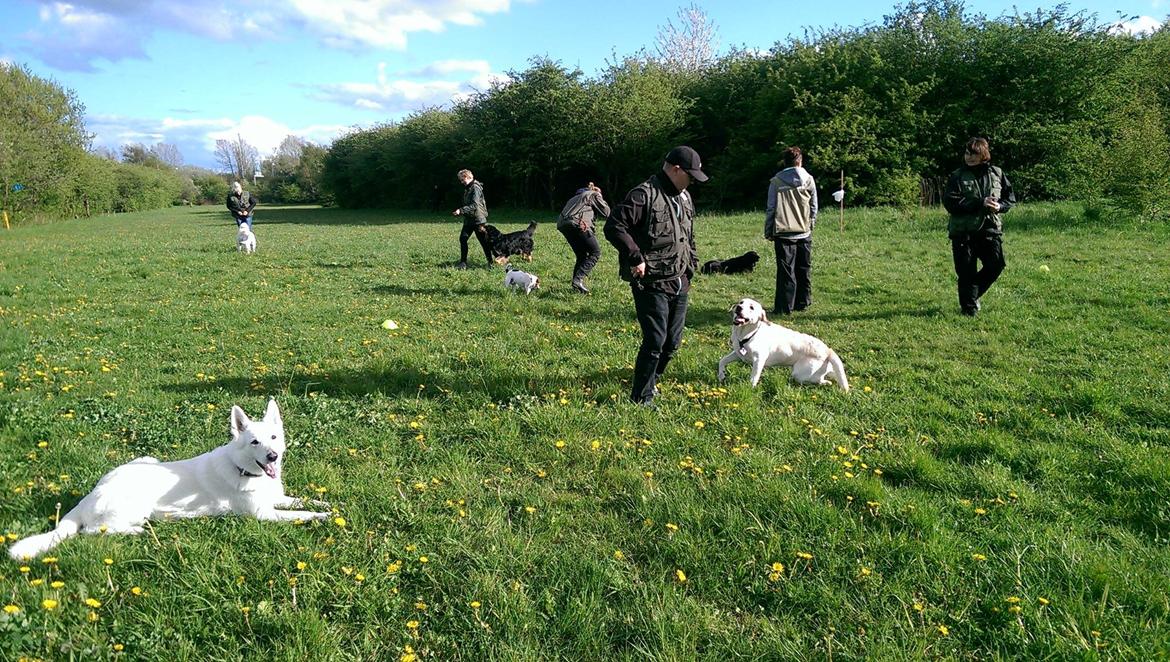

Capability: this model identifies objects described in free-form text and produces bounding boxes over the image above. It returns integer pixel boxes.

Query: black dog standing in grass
[453,169,493,269]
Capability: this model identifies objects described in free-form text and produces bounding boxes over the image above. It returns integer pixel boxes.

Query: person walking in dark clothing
[226,181,258,229]
[604,146,706,407]
[453,169,492,269]
[557,182,610,293]
[764,147,817,315]
[943,137,1015,316]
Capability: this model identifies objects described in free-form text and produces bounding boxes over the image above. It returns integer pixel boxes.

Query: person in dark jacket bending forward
[943,137,1016,316]
[557,182,610,293]
[453,169,492,269]
[604,146,706,407]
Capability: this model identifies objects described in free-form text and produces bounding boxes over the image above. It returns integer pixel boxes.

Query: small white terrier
[8,399,330,560]
[504,265,540,294]
[237,224,257,253]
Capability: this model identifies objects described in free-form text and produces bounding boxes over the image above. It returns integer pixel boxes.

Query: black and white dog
[484,221,538,264]
[701,251,760,275]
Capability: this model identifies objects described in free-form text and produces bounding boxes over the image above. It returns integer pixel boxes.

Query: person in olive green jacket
[453,169,492,269]
[943,137,1016,316]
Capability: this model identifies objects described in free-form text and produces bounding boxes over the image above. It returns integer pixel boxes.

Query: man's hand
[983,196,1001,211]
[631,262,646,279]
[453,209,462,216]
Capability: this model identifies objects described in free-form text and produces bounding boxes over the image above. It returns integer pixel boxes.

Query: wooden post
[838,170,845,232]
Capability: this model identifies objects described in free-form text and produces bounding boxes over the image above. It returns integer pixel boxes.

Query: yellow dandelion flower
[333,516,347,527]
[387,561,401,574]
[1008,605,1022,614]
[1005,596,1021,604]
[103,558,114,565]
[470,600,481,609]
[971,553,987,561]
[858,567,872,577]
[41,599,59,611]
[665,522,679,533]
[84,598,102,608]
[974,508,987,515]
[88,610,100,622]
[937,624,949,636]
[29,579,43,587]
[554,440,566,449]
[240,606,251,614]
[296,561,307,571]
[524,506,536,514]
[3,605,19,614]
[693,421,705,429]
[113,644,124,651]
[1038,597,1050,606]
[355,573,365,582]
[406,619,420,629]
[37,441,48,449]
[591,440,601,450]
[418,556,429,563]
[341,566,353,575]
[913,602,924,612]
[41,556,57,564]
[771,562,785,573]
[130,586,143,596]
[414,601,427,611]
[613,549,625,560]
[50,580,65,589]
[643,471,653,478]
[18,566,29,574]
[401,649,417,662]
[674,569,687,583]
[796,552,813,560]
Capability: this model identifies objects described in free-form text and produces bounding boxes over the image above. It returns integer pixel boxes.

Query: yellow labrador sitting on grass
[717,298,850,390]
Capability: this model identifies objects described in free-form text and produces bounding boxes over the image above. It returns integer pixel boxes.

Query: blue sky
[1,0,1164,169]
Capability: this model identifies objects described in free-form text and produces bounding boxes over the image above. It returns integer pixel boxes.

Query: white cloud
[86,112,349,169]
[1112,15,1163,35]
[25,1,513,71]
[310,60,509,113]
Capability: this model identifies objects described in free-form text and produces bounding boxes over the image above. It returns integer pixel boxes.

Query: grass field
[0,202,1168,660]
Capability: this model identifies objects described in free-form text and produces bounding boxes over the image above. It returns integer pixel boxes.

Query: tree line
[3,1,1167,224]
[323,1,1170,219]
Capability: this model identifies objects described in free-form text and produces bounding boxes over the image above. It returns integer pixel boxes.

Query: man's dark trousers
[630,285,688,404]
[559,226,601,281]
[951,233,1005,314]
[460,220,493,264]
[773,238,812,314]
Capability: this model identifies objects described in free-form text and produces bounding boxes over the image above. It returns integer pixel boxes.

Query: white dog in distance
[503,265,540,294]
[237,224,257,253]
[8,399,330,560]
[717,298,850,390]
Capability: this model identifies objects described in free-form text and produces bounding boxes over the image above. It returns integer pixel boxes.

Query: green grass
[0,202,1168,660]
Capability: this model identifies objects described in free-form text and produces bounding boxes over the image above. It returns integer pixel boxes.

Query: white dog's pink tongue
[262,463,277,479]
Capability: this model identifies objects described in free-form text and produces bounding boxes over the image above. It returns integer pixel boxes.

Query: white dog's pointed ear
[264,398,282,426]
[230,405,251,438]
[761,310,769,322]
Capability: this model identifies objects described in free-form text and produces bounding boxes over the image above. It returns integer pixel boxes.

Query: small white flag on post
[832,189,845,203]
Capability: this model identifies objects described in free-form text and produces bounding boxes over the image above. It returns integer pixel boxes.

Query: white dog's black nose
[266,451,279,463]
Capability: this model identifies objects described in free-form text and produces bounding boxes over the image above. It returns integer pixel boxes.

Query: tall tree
[214,134,258,181]
[654,3,719,74]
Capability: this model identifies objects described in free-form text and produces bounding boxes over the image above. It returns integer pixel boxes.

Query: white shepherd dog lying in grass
[8,399,330,560]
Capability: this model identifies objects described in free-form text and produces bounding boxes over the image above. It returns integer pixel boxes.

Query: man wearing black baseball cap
[604,145,707,407]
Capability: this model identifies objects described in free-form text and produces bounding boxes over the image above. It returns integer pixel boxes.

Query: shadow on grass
[160,365,621,403]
